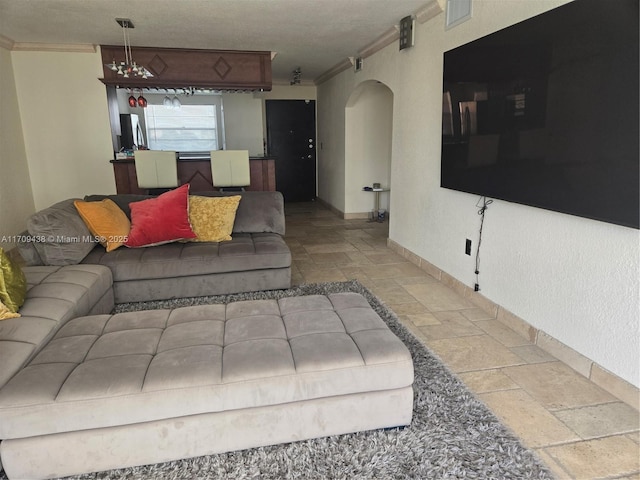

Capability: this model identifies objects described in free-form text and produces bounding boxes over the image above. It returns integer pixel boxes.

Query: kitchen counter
[110,155,276,194]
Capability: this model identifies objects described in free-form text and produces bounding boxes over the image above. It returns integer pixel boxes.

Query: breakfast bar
[111,155,276,194]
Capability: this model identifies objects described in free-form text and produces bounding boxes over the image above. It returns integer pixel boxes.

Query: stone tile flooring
[284,201,640,480]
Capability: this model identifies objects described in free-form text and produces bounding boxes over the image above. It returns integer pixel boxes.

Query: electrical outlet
[465,239,472,255]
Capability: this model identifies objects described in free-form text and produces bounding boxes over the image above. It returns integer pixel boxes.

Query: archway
[344,80,393,218]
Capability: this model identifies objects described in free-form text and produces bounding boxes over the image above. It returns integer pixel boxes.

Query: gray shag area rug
[12,280,554,480]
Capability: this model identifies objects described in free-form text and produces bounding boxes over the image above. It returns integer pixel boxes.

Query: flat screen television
[441,0,639,229]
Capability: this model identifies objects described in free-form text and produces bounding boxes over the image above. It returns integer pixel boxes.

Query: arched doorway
[344,80,393,217]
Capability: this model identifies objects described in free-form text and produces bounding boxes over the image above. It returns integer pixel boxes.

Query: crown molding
[314,24,399,85]
[415,0,445,24]
[314,58,353,85]
[0,34,15,51]
[11,43,97,53]
[358,26,400,59]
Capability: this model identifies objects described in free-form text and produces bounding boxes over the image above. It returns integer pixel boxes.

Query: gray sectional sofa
[18,191,292,303]
[0,191,415,479]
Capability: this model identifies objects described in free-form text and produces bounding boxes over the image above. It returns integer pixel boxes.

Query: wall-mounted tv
[441,0,639,229]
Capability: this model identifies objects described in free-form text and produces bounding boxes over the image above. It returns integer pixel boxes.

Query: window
[145,104,219,151]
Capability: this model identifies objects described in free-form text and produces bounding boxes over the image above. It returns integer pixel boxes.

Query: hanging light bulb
[137,94,147,108]
[163,95,172,108]
[172,96,181,109]
[105,19,153,80]
[128,95,137,108]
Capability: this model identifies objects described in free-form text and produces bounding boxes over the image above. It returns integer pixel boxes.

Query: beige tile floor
[285,201,640,480]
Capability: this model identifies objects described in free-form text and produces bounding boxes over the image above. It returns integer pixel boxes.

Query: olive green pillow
[0,248,27,313]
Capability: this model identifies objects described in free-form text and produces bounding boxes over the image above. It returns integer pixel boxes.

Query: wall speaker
[399,15,415,50]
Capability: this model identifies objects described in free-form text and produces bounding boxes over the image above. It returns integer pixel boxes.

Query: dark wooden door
[266,100,316,202]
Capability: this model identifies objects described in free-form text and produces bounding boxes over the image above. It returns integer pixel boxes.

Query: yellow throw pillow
[0,247,27,313]
[188,195,242,242]
[74,199,131,252]
[0,299,20,320]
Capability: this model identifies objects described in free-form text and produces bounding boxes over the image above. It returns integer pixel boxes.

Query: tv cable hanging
[474,196,492,292]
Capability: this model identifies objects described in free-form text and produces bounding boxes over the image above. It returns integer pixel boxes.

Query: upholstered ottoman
[0,293,414,480]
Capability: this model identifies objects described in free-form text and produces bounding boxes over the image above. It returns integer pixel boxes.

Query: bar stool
[134,150,179,195]
[210,150,250,191]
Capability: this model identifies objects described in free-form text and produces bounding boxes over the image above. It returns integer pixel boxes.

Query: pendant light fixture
[106,18,152,79]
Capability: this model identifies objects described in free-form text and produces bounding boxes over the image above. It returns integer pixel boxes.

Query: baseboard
[387,238,640,411]
[314,198,389,221]
[315,197,343,217]
[344,212,369,220]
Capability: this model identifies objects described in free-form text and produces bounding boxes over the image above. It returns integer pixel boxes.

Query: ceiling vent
[446,0,473,29]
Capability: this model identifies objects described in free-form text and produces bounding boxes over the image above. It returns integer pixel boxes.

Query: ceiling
[0,0,436,85]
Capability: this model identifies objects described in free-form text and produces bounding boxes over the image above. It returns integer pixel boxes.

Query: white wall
[221,93,264,155]
[12,49,115,210]
[345,81,393,214]
[316,0,640,387]
[0,46,36,249]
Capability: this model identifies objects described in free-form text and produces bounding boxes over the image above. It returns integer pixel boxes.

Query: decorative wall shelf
[99,46,272,91]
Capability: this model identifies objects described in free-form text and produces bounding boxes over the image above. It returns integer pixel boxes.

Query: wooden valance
[99,46,272,91]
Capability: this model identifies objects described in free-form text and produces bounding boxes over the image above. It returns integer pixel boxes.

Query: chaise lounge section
[0,264,114,391]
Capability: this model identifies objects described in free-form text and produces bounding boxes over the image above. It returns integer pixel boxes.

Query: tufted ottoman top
[0,293,414,440]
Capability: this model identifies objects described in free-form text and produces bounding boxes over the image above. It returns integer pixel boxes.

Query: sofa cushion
[85,191,286,236]
[196,191,286,235]
[0,248,27,313]
[0,265,114,390]
[15,231,44,266]
[74,199,131,252]
[188,195,241,242]
[125,185,196,248]
[82,233,290,282]
[27,199,96,265]
[0,293,413,439]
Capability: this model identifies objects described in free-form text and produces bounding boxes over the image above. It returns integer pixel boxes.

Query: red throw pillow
[124,184,196,247]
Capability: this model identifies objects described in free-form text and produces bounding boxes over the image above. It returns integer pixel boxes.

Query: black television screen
[441,0,639,229]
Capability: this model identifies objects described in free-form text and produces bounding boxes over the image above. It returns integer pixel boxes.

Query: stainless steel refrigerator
[119,113,146,150]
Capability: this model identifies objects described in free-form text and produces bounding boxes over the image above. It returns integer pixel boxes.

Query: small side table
[363,187,390,222]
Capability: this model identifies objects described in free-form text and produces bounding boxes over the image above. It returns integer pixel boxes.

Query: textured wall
[0,46,35,249]
[317,0,639,387]
[11,49,115,211]
[345,81,393,214]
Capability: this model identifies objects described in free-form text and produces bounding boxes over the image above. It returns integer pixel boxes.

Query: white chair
[134,150,179,194]
[210,150,250,191]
